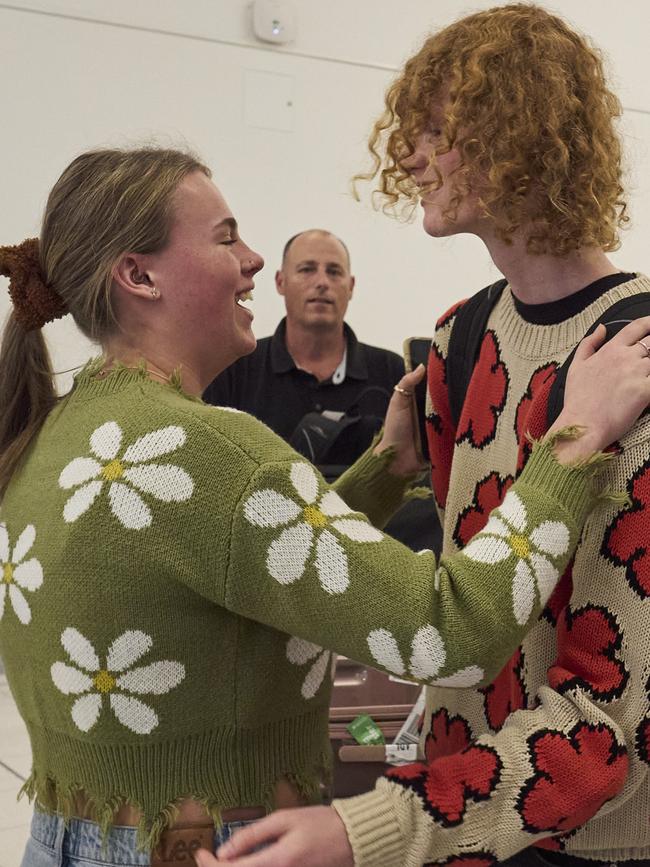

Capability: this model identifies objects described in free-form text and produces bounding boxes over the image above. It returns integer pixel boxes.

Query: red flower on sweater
[516,721,628,833]
[514,363,558,474]
[456,332,509,449]
[385,743,502,827]
[602,459,650,599]
[541,563,573,626]
[481,648,528,732]
[427,344,455,507]
[548,605,629,702]
[453,472,514,549]
[424,708,473,762]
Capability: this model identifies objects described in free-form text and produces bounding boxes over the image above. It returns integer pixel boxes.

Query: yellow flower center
[93,670,116,693]
[303,505,328,528]
[509,534,531,560]
[101,459,124,482]
[2,563,14,584]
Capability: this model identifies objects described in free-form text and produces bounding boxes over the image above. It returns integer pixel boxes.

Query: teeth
[237,290,253,305]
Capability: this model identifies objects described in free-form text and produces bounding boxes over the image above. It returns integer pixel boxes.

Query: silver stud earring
[150,287,159,299]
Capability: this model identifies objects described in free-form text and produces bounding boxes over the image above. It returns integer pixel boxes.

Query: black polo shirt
[204,319,441,554]
[203,318,405,465]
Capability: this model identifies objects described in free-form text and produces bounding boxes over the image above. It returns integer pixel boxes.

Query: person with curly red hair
[208,5,650,866]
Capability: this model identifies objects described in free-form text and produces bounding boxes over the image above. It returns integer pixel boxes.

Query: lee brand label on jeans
[151,826,214,865]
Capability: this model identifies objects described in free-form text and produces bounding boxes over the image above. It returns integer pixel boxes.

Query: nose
[242,248,264,276]
[315,267,331,291]
[401,146,428,174]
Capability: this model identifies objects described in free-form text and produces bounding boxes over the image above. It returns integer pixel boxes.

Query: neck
[101,339,203,397]
[284,321,346,376]
[481,230,618,304]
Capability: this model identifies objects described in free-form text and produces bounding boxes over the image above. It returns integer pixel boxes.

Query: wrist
[377,456,422,479]
[545,418,603,465]
[373,441,417,478]
[552,435,601,465]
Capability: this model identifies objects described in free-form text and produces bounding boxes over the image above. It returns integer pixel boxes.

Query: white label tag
[385,743,418,764]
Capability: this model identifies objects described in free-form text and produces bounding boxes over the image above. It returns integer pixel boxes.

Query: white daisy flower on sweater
[367,625,484,688]
[286,636,335,700]
[461,490,570,625]
[58,422,194,530]
[0,523,43,625]
[243,462,383,594]
[51,628,185,734]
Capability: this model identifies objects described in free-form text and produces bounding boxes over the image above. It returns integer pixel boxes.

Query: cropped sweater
[333,273,650,865]
[0,360,604,848]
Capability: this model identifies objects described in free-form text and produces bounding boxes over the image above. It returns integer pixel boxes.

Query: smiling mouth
[236,290,253,307]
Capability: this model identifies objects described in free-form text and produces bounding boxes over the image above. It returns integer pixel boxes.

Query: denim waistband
[30,811,150,865]
[28,810,254,864]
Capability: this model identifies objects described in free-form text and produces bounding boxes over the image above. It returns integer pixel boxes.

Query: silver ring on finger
[638,339,650,359]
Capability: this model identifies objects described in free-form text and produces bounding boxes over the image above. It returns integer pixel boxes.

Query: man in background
[205,228,440,552]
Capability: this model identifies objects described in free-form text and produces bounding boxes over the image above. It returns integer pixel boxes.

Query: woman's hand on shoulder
[549,318,650,462]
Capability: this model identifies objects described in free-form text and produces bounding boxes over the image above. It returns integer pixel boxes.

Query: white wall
[1,0,649,392]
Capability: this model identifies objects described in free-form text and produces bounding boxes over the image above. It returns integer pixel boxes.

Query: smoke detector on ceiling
[251,0,296,45]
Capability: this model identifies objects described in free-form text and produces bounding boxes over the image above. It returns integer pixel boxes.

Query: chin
[240,333,257,357]
[421,210,455,239]
[305,314,338,329]
[227,331,256,364]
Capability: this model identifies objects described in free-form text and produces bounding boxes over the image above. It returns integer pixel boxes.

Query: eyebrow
[296,259,344,268]
[213,217,238,234]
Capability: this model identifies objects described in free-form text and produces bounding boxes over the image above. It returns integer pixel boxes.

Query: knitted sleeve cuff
[333,440,419,529]
[517,435,608,529]
[332,787,406,867]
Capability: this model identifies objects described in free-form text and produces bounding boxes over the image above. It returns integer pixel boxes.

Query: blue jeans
[21,810,256,866]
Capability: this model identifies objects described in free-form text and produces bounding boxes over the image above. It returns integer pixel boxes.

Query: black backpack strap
[446,279,507,428]
[546,292,650,427]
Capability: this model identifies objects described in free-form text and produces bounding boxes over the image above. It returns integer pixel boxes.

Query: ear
[275,269,286,297]
[348,275,355,300]
[113,254,157,299]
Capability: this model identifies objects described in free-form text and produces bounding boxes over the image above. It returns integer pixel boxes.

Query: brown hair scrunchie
[0,238,67,331]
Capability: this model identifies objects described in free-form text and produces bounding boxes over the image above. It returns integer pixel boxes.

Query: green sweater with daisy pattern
[0,364,603,846]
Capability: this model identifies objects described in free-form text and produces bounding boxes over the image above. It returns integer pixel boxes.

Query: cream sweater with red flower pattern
[333,273,650,865]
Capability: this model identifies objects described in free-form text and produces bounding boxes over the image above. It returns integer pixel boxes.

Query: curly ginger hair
[359,4,628,255]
